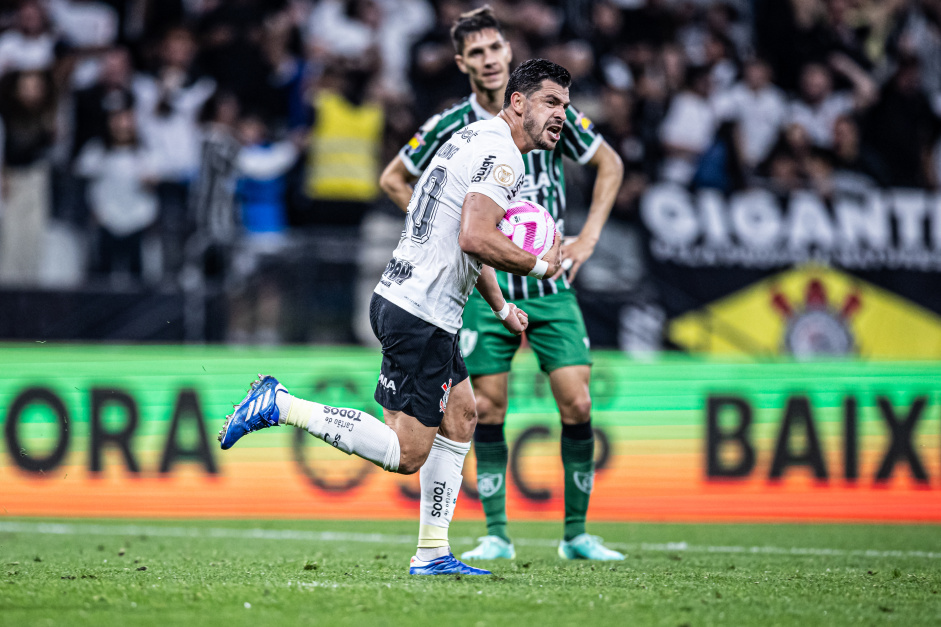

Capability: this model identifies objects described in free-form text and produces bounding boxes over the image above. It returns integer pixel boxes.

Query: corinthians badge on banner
[669,265,941,358]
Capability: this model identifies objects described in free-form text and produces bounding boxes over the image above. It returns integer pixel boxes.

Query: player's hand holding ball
[499,200,561,279]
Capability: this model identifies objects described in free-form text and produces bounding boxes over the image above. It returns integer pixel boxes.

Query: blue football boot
[218,375,286,450]
[409,553,492,575]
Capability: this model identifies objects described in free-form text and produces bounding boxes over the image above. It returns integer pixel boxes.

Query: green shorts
[460,291,593,376]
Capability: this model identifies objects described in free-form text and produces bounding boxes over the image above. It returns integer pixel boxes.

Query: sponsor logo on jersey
[439,143,460,159]
[458,127,478,143]
[477,472,503,498]
[472,155,496,183]
[575,112,594,131]
[493,164,515,186]
[505,173,526,201]
[459,329,478,357]
[439,378,452,413]
[574,470,594,494]
[382,257,414,285]
[378,373,397,393]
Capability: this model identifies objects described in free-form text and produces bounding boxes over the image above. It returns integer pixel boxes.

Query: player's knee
[559,394,592,425]
[396,445,430,475]
[475,394,507,425]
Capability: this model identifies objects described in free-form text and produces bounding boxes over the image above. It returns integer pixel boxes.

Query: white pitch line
[1,521,939,560]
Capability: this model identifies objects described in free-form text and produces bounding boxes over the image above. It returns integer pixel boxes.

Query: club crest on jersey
[493,164,515,186]
[574,471,594,494]
[439,378,452,413]
[406,133,426,155]
[472,155,496,183]
[459,128,478,143]
[575,112,594,131]
[477,473,503,498]
[459,330,478,357]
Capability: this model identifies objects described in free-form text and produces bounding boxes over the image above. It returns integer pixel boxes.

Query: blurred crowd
[0,0,939,342]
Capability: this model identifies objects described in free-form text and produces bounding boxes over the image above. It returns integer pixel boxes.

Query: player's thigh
[460,295,520,377]
[547,365,592,424]
[470,372,509,425]
[524,292,593,374]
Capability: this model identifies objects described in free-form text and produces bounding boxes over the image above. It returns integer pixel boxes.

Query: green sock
[562,427,595,542]
[473,424,510,543]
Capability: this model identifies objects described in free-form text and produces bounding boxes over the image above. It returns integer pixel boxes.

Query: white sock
[416,433,470,558]
[278,393,400,472]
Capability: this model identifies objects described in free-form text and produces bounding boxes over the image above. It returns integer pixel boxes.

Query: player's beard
[523,108,559,151]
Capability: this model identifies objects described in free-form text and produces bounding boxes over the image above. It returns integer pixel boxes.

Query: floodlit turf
[2,519,941,626]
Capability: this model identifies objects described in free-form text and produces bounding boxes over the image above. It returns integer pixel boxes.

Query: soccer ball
[498,200,557,258]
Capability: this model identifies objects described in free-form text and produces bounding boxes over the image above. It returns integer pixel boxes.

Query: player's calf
[219,375,402,473]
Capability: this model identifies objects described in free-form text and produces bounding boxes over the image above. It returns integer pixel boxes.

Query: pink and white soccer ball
[498,200,557,258]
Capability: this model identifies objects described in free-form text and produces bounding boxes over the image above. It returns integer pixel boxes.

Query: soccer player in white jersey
[380,7,624,561]
[218,59,571,576]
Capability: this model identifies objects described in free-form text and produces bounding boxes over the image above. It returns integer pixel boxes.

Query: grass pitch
[1,519,940,626]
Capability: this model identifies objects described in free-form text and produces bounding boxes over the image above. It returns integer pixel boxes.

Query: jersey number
[411,166,447,243]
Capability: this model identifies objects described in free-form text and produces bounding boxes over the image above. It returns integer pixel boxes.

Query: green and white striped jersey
[398,93,603,300]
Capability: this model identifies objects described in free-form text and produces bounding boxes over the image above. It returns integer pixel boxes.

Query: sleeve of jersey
[397,112,454,177]
[560,106,604,165]
[465,145,521,213]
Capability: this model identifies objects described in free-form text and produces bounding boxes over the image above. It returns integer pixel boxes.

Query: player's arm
[557,140,623,281]
[380,112,447,211]
[378,156,417,212]
[459,192,562,278]
[476,265,529,335]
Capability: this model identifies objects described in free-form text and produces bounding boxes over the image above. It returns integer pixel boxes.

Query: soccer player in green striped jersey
[380,6,624,561]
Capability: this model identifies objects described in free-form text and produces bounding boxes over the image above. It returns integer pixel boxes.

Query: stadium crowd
[0,0,939,343]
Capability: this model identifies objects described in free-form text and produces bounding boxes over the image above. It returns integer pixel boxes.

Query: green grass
[2,519,941,626]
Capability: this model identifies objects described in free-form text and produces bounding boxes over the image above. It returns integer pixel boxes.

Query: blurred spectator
[300,60,383,227]
[594,86,647,218]
[195,0,275,116]
[191,91,242,247]
[830,113,888,190]
[75,107,159,282]
[47,0,118,87]
[862,55,941,188]
[408,0,469,119]
[235,114,297,239]
[0,69,56,286]
[889,0,941,99]
[307,0,434,98]
[70,46,135,160]
[0,1,56,76]
[786,57,875,148]
[134,26,215,278]
[226,114,298,345]
[659,65,716,185]
[713,57,787,168]
[692,120,747,192]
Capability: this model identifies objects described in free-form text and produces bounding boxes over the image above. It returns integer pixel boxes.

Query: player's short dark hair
[450,5,503,54]
[502,59,571,109]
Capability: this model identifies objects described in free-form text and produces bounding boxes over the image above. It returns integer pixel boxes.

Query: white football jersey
[375,117,526,333]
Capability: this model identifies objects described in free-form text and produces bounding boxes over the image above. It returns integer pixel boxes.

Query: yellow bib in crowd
[305,90,383,202]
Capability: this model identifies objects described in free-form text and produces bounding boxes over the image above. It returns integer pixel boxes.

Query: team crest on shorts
[459,330,478,357]
[439,378,452,413]
[477,473,503,498]
[574,471,594,494]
